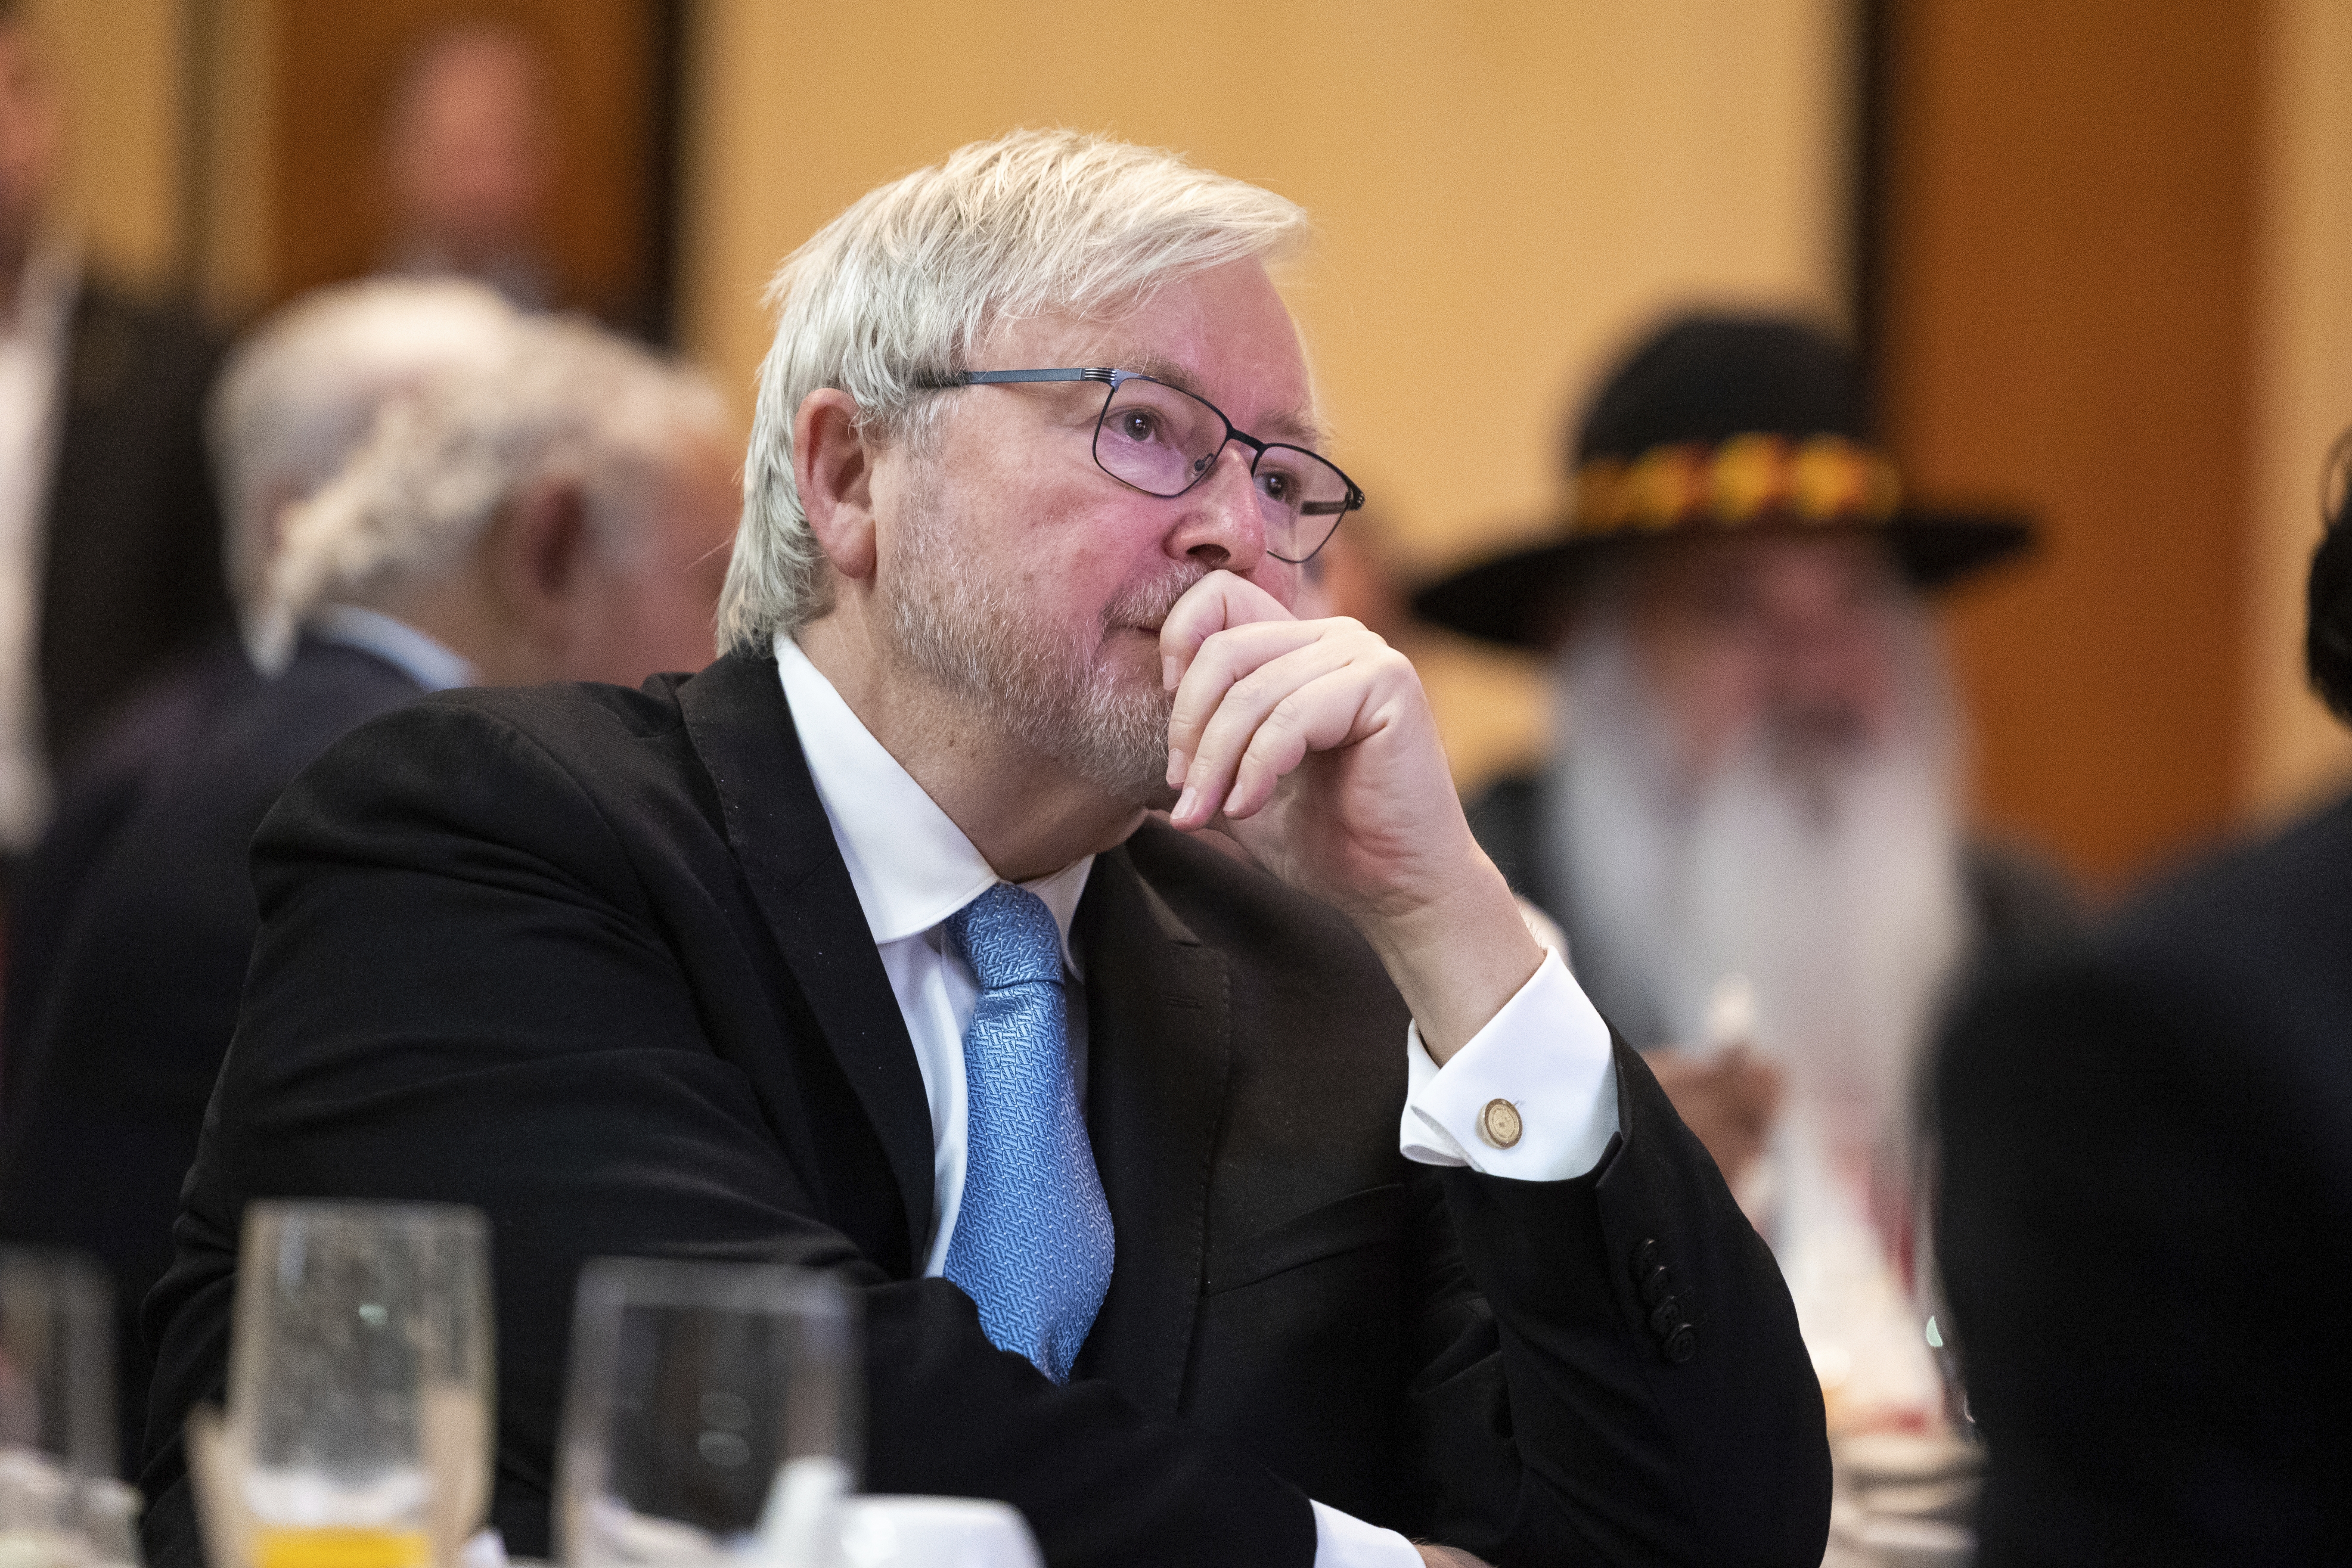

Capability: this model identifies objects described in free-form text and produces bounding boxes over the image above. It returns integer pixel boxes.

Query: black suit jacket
[2,632,260,1104]
[1935,794,2352,1565]
[0,639,421,1478]
[38,276,232,771]
[141,650,1831,1567]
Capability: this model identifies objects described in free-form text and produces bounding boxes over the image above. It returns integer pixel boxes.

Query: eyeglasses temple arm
[907,367,1120,389]
[1301,488,1366,517]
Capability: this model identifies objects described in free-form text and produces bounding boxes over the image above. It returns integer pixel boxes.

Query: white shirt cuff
[1311,1500,1423,1567]
[1398,948,1619,1181]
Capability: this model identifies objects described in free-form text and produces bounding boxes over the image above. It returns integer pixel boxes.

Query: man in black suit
[1933,472,2352,1560]
[143,130,1831,1567]
[0,5,230,852]
[0,308,735,1480]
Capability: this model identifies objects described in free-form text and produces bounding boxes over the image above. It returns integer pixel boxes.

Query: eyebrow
[1100,348,1326,449]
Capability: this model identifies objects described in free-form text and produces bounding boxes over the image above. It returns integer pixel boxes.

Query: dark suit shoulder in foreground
[1935,794,2352,1567]
[142,652,1830,1568]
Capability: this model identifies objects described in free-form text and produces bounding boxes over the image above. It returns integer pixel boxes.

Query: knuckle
[1230,668,1278,708]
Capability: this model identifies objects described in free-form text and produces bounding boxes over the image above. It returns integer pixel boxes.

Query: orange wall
[19,0,185,286]
[1874,0,2261,888]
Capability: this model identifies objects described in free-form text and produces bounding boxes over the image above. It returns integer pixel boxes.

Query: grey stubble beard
[885,471,1197,808]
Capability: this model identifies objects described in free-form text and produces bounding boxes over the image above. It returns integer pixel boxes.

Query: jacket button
[1631,1239,1660,1280]
[1648,1297,1680,1339]
[1663,1325,1696,1364]
[1638,1264,1672,1308]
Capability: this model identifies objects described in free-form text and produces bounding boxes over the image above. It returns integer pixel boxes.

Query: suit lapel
[676,650,936,1270]
[1073,847,1230,1416]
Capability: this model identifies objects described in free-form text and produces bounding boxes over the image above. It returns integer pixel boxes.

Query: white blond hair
[716,127,1312,654]
[208,277,520,627]
[259,314,725,670]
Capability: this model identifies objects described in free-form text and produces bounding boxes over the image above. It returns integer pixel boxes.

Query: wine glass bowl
[222,1202,493,1568]
[556,1258,856,1568]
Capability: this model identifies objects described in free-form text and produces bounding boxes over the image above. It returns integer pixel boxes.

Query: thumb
[1158,569,1294,690]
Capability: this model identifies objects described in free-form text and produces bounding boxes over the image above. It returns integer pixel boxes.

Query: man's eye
[1117,410,1164,443]
[1256,468,1296,505]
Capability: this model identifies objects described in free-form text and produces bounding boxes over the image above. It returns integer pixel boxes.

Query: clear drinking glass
[227,1202,493,1568]
[0,1248,121,1567]
[557,1259,857,1568]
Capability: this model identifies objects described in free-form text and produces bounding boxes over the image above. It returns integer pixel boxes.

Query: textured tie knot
[948,882,1063,992]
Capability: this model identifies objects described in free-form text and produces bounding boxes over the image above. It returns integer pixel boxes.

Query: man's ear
[489,477,590,640]
[794,388,878,581]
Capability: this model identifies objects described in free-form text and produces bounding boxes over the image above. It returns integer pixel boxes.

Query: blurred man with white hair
[212,277,522,649]
[0,310,732,1476]
[1415,314,2079,1429]
[1,277,520,1073]
[145,130,1828,1568]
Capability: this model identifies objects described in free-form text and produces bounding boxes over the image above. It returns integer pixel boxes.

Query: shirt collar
[310,604,476,692]
[775,633,1090,975]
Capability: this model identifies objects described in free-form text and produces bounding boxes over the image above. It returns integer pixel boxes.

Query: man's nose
[1164,443,1267,574]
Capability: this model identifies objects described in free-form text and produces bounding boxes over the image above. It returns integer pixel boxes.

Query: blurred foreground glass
[0,1248,138,1567]
[558,1259,856,1568]
[195,1202,493,1568]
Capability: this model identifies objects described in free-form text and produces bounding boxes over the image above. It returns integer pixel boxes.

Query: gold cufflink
[1480,1098,1523,1149]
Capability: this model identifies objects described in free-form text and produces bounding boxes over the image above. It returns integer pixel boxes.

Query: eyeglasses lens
[1092,378,1353,562]
[1094,379,1220,496]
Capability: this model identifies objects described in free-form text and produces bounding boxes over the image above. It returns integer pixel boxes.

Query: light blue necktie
[942,882,1114,1384]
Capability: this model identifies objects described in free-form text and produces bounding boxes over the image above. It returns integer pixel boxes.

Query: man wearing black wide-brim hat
[1414,311,2080,1423]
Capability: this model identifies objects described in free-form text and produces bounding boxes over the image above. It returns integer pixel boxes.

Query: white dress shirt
[774,634,1620,1568]
[0,244,78,851]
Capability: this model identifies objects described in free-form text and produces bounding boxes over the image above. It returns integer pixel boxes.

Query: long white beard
[1548,609,1970,1163]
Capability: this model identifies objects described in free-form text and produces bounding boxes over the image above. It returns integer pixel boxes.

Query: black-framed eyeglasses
[912,366,1365,564]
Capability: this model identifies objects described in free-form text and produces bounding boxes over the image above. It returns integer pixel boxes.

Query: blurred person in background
[0,277,520,1101]
[0,312,734,1477]
[1930,453,2352,1564]
[1415,314,2078,1429]
[0,1,229,861]
[379,21,556,310]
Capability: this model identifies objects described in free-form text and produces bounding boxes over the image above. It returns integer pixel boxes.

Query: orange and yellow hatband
[1570,433,1903,540]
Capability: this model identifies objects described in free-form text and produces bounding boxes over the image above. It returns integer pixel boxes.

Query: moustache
[1102,566,1212,635]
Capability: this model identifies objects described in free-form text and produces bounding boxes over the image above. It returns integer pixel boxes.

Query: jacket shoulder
[339,672,696,776]
[256,674,719,902]
[65,275,223,402]
[2109,791,2352,966]
[1960,833,2085,976]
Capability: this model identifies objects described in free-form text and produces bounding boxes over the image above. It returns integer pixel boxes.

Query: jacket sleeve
[1403,1044,1831,1566]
